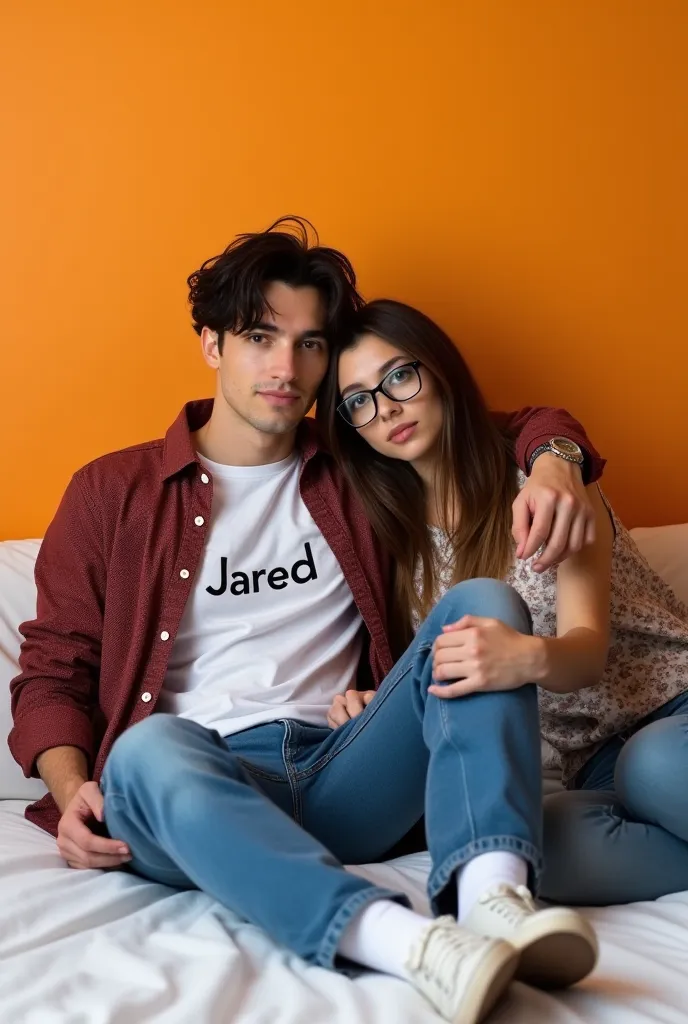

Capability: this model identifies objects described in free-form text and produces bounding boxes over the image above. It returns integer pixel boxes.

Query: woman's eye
[390,368,411,384]
[349,394,368,409]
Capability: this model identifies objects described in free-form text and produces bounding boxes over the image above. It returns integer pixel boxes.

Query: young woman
[318,299,688,907]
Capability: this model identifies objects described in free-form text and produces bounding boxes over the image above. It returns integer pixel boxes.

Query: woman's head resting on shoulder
[317,299,517,645]
[333,305,446,478]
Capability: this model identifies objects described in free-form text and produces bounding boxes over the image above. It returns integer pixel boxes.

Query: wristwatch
[528,436,585,472]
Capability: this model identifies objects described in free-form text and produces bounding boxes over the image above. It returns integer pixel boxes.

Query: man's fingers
[533,503,573,572]
[363,691,376,704]
[344,690,365,718]
[66,852,132,870]
[328,708,350,728]
[567,511,587,556]
[520,499,555,561]
[584,513,597,547]
[79,781,105,822]
[59,837,131,870]
[327,698,351,728]
[61,818,129,856]
[511,494,532,559]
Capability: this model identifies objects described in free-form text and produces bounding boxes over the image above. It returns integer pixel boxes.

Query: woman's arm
[530,484,614,693]
[431,485,615,698]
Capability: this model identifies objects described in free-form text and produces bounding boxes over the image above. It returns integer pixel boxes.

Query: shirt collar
[161,399,322,481]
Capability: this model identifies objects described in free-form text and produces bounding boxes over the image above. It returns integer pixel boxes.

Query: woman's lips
[387,422,418,444]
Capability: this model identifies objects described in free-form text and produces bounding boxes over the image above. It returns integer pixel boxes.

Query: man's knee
[436,578,532,634]
[103,714,214,792]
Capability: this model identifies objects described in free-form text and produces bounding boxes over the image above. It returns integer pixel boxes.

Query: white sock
[458,852,528,922]
[338,899,431,980]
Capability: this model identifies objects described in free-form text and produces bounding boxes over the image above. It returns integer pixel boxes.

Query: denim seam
[295,660,418,780]
[282,720,303,824]
[427,836,543,908]
[439,698,477,844]
[236,760,286,784]
[315,886,410,968]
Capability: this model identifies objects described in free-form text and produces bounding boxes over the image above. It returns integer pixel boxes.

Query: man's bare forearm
[36,746,89,813]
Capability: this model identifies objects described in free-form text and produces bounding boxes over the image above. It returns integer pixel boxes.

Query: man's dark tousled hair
[187,216,364,351]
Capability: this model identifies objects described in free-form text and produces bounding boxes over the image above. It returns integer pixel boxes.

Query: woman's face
[337,334,444,470]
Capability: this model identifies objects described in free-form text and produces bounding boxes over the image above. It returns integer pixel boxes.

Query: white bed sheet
[1,801,687,1024]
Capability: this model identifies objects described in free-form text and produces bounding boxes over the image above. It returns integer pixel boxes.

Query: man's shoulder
[72,438,166,497]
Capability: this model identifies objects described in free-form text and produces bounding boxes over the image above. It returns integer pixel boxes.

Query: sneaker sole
[513,914,599,989]
[451,942,518,1024]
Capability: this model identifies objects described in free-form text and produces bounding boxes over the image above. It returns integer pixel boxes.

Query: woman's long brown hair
[317,299,517,650]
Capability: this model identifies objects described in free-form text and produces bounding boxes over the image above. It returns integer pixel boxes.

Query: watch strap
[528,442,583,473]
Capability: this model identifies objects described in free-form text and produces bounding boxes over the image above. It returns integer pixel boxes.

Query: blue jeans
[102,579,543,968]
[541,690,688,905]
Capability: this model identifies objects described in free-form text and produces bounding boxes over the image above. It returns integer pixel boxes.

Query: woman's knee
[435,579,532,634]
[615,716,688,818]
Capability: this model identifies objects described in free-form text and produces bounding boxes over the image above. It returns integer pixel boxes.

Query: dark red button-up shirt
[9,400,604,836]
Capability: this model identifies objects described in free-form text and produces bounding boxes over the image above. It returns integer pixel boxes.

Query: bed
[2,528,688,1024]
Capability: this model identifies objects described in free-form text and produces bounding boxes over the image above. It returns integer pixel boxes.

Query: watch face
[551,437,583,458]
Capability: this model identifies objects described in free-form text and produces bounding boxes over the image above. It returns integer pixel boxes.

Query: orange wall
[1,1,687,540]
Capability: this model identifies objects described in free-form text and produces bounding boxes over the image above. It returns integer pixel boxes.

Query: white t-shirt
[158,452,363,736]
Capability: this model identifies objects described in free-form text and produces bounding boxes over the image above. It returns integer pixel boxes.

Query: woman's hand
[430,615,542,698]
[327,689,376,728]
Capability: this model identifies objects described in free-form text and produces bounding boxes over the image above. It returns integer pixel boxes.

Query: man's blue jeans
[541,689,688,905]
[102,579,543,968]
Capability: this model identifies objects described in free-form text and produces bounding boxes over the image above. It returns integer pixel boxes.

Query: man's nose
[270,347,297,382]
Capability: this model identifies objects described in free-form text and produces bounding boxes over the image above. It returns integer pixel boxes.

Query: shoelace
[477,884,537,925]
[406,916,486,993]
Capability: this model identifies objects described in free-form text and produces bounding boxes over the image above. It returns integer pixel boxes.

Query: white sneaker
[462,884,598,989]
[405,915,518,1024]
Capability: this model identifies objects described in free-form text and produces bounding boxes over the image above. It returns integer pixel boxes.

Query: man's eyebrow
[243,321,279,334]
[340,356,407,399]
[242,323,327,340]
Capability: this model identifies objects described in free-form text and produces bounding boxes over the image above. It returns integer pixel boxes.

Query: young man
[10,219,603,1024]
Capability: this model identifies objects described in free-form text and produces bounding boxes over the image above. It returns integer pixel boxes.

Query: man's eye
[301,339,323,350]
[248,334,266,343]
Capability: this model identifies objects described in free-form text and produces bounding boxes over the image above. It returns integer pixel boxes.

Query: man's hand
[512,454,595,573]
[57,781,131,870]
[429,615,540,698]
[327,689,376,729]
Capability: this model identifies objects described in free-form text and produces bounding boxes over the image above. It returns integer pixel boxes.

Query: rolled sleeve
[9,472,105,777]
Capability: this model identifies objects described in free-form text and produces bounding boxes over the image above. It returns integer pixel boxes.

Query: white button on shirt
[200,473,209,484]
[160,631,170,641]
[180,569,190,579]
[194,516,205,526]
[141,692,152,703]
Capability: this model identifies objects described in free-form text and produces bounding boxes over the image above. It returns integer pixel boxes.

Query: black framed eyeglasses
[337,360,422,428]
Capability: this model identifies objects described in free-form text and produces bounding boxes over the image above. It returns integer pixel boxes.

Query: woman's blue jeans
[541,690,688,905]
[102,579,543,968]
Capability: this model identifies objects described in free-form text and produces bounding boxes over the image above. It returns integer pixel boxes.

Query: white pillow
[0,540,48,800]
[630,524,688,607]
[0,525,686,801]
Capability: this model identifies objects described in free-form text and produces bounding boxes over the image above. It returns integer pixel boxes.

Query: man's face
[201,281,329,435]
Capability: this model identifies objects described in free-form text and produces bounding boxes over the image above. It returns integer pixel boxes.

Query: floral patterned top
[418,472,688,784]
